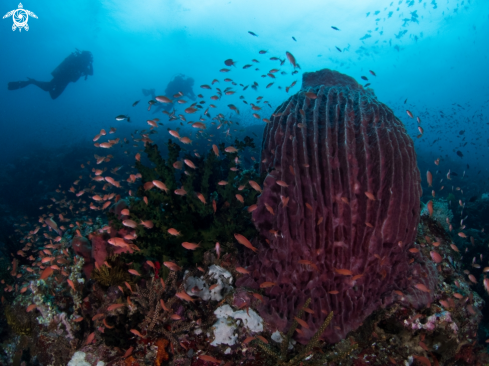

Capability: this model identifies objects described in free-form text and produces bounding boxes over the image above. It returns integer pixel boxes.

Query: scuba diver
[7,49,93,100]
[143,74,196,113]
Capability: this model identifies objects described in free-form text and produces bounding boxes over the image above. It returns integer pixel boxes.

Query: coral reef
[238,68,436,343]
[420,197,453,232]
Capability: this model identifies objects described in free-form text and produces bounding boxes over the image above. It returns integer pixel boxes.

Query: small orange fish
[430,251,443,263]
[39,267,54,280]
[123,346,134,358]
[334,268,353,276]
[92,313,105,321]
[468,274,477,284]
[253,293,263,302]
[130,329,145,338]
[234,233,258,252]
[294,316,309,329]
[426,170,433,187]
[85,331,96,345]
[164,261,182,271]
[247,204,258,212]
[107,303,125,311]
[184,159,196,169]
[236,267,250,274]
[196,192,206,204]
[414,283,430,293]
[224,146,238,153]
[365,192,376,201]
[248,180,262,193]
[198,355,222,364]
[427,200,433,217]
[328,290,339,295]
[259,281,276,288]
[168,228,181,236]
[182,242,200,250]
[26,304,37,312]
[128,269,141,276]
[175,291,195,303]
[123,219,138,228]
[285,51,297,67]
[215,242,220,259]
[152,180,169,192]
[67,279,76,291]
[264,203,275,215]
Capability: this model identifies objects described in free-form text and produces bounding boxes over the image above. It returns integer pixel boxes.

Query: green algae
[113,137,264,270]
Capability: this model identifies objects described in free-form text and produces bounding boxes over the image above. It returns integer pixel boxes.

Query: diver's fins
[142,88,155,96]
[8,80,31,90]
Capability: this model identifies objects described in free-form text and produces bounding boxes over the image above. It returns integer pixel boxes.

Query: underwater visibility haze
[1,0,489,364]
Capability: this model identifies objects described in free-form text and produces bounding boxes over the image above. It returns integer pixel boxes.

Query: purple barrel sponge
[237,68,437,343]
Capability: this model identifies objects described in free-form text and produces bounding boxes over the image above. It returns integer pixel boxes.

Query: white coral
[420,198,453,231]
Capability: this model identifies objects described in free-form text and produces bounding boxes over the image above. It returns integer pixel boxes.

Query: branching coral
[130,271,215,350]
[91,255,133,289]
[252,298,357,365]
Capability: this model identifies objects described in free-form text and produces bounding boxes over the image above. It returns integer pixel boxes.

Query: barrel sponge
[237,68,437,343]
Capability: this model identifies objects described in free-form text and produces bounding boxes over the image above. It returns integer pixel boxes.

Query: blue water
[0,0,489,361]
[1,0,488,164]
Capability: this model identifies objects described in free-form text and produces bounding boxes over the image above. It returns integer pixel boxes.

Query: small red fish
[285,51,296,68]
[130,329,145,338]
[414,283,430,293]
[234,233,258,252]
[67,279,76,291]
[128,269,141,276]
[164,261,181,271]
[294,316,309,329]
[107,303,125,311]
[430,251,443,263]
[175,291,196,303]
[215,242,220,259]
[334,268,353,276]
[85,331,96,345]
[259,281,276,288]
[236,266,250,274]
[198,355,222,363]
[182,242,200,250]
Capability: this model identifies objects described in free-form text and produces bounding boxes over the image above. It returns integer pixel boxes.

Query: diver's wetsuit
[143,74,196,113]
[7,50,93,99]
